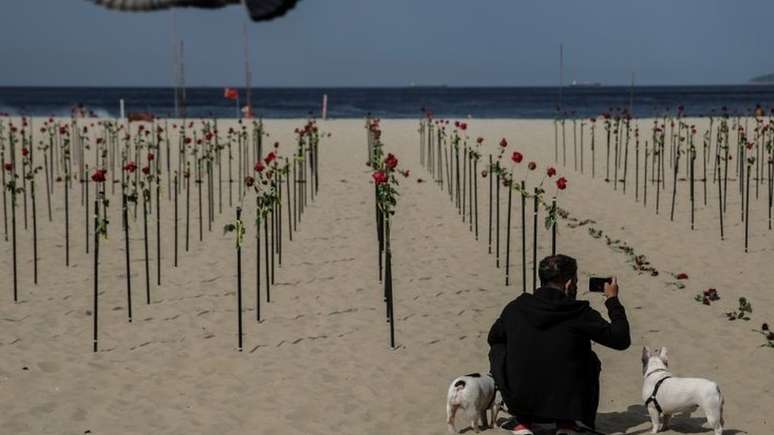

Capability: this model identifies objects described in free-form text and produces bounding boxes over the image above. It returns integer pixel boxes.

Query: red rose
[372,171,388,185]
[499,138,508,148]
[244,176,255,187]
[142,166,150,175]
[123,161,137,173]
[460,122,468,130]
[676,272,688,280]
[264,152,277,165]
[481,170,488,178]
[205,132,213,141]
[528,161,537,171]
[454,121,460,128]
[255,162,265,172]
[556,176,568,190]
[59,126,67,135]
[476,137,484,144]
[384,153,398,170]
[547,167,556,177]
[184,137,192,145]
[511,151,523,164]
[91,169,107,182]
[21,148,29,157]
[4,162,12,172]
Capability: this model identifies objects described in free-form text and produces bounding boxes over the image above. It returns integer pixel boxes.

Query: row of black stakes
[552,115,774,252]
[2,118,267,307]
[418,119,557,293]
[366,123,397,350]
[232,130,321,352]
[0,117,322,352]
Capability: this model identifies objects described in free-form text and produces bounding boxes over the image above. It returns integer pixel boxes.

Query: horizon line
[0,82,769,89]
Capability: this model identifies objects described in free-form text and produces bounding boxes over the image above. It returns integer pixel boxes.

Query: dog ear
[659,347,669,364]
[641,346,650,363]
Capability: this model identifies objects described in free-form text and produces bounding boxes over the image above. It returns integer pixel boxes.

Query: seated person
[488,255,630,434]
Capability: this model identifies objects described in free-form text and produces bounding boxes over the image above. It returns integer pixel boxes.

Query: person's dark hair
[539,255,577,287]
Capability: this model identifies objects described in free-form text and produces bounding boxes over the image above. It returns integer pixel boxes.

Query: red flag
[224,88,239,101]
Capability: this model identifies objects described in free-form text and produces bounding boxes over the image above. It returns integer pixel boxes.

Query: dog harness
[644,369,672,414]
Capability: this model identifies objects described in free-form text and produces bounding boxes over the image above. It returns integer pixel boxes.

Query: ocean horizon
[2,84,774,119]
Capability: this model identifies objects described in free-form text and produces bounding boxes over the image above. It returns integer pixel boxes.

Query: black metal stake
[505,178,512,286]
[143,191,150,304]
[236,207,243,351]
[264,216,270,302]
[532,189,538,291]
[521,182,526,293]
[174,174,178,267]
[32,178,38,285]
[123,192,132,322]
[488,155,492,254]
[93,199,99,352]
[156,183,161,286]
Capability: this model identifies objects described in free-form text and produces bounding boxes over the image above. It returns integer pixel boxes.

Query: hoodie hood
[515,286,590,329]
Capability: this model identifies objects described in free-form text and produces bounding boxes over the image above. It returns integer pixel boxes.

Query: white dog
[446,373,502,433]
[641,347,725,435]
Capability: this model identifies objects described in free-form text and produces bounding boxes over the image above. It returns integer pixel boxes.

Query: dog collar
[645,368,669,378]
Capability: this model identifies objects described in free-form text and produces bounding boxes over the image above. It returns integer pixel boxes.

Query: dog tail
[448,379,466,405]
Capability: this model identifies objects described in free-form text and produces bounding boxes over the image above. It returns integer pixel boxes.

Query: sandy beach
[1,117,771,435]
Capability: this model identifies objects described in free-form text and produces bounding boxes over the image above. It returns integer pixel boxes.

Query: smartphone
[589,277,612,293]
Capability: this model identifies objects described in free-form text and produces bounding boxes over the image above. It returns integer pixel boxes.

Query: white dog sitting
[641,346,725,435]
[446,373,503,433]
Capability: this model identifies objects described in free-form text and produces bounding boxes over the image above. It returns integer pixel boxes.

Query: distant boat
[569,80,602,88]
[407,83,448,88]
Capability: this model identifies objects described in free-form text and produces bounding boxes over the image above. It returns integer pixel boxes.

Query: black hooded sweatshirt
[487,287,630,428]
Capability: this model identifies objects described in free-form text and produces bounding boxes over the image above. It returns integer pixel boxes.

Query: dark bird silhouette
[88,0,301,22]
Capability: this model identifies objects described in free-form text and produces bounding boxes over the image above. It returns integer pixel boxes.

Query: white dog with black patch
[446,373,502,433]
[641,346,724,435]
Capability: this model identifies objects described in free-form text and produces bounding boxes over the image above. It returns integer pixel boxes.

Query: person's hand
[604,277,619,299]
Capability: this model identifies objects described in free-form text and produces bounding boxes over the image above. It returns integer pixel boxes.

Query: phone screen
[589,277,612,292]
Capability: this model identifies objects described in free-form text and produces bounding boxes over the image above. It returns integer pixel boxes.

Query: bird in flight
[87,0,301,22]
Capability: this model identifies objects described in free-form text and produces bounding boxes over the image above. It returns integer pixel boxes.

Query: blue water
[2,85,774,119]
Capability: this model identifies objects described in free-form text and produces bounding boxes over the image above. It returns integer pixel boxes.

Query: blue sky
[1,0,772,87]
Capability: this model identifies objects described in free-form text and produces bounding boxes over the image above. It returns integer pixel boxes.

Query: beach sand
[0,118,771,434]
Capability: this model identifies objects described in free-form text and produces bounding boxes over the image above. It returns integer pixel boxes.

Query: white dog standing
[446,373,501,433]
[641,346,724,435]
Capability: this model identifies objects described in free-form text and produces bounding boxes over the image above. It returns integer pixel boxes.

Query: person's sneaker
[499,418,535,435]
